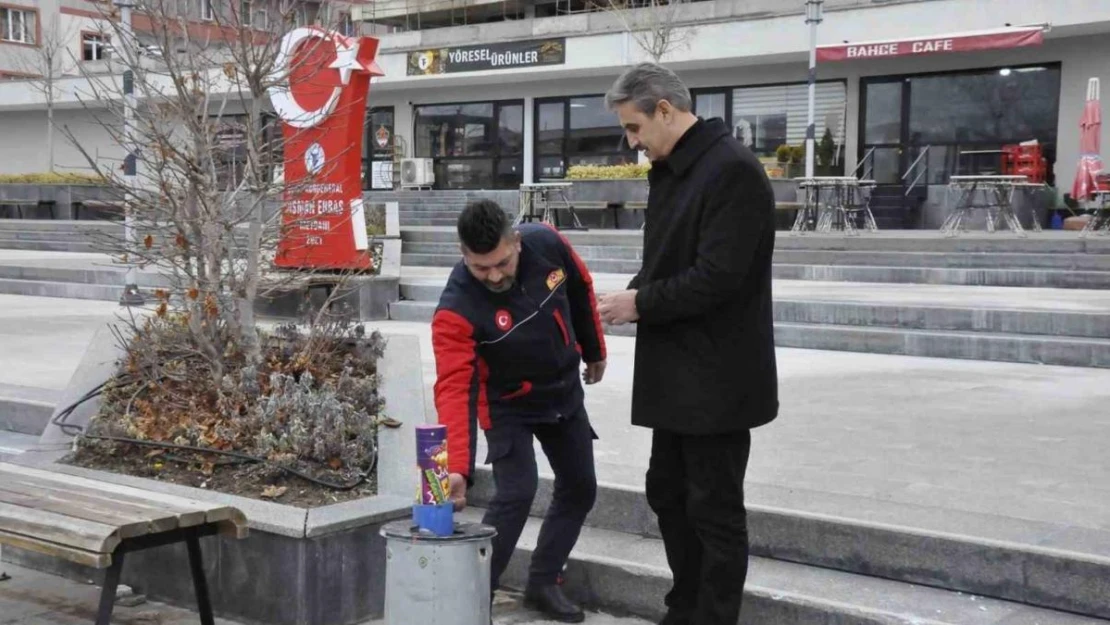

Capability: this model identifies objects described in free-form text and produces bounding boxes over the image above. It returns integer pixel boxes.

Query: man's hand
[447,473,468,511]
[584,360,607,385]
[598,290,639,326]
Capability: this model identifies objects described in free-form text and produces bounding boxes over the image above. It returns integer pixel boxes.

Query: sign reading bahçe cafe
[816,26,1045,62]
[407,38,566,75]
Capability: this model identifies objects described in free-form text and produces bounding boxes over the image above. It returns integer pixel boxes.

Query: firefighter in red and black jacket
[431,199,606,623]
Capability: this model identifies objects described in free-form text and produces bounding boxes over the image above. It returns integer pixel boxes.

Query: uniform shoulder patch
[546,268,566,291]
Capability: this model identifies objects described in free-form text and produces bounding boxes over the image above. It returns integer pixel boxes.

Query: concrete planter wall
[4,330,431,625]
[0,183,119,220]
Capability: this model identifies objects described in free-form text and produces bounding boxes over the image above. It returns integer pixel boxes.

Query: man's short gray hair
[605,62,692,116]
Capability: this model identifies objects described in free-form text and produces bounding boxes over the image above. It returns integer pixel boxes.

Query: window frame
[532,93,637,181]
[200,0,215,21]
[859,62,1063,184]
[412,98,525,190]
[79,30,109,62]
[0,4,40,47]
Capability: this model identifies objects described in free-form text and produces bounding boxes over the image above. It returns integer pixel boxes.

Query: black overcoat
[629,117,779,434]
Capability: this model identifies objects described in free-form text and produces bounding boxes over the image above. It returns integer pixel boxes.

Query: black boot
[523,583,585,623]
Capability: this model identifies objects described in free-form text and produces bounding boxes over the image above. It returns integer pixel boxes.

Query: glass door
[365,106,395,190]
[860,79,906,184]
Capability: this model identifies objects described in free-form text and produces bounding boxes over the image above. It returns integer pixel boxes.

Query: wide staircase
[392,228,1110,368]
[366,190,519,227]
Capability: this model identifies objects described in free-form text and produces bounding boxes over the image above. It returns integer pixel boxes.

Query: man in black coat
[597,62,779,625]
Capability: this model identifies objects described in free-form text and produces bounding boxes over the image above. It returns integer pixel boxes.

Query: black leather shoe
[658,611,692,625]
[523,583,585,623]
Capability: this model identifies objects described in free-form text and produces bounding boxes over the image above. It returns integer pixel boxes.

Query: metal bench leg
[96,553,125,625]
[186,529,215,625]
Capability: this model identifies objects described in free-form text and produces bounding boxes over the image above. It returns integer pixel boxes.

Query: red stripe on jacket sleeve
[432,309,487,477]
[545,224,607,362]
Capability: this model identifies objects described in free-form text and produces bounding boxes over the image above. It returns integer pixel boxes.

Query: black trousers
[481,409,598,592]
[645,428,752,625]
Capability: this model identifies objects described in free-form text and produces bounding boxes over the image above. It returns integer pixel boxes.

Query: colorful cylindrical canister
[416,424,450,505]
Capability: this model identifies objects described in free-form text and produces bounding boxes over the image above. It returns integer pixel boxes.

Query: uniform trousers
[481,407,598,592]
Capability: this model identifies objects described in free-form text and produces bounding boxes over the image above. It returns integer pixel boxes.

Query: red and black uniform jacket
[431,223,606,483]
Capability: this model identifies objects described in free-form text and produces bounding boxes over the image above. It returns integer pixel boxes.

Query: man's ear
[656,99,674,122]
[513,231,522,251]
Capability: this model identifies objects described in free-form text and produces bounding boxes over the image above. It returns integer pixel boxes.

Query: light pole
[114,0,144,306]
[804,0,824,180]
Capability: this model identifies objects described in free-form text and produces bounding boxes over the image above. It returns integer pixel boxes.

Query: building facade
[2,0,1109,207]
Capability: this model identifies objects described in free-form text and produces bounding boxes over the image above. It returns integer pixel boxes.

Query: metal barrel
[381,520,498,625]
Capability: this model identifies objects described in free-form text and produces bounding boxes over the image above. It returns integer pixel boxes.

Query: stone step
[775,264,1110,289]
[404,242,645,260]
[401,218,468,227]
[0,239,100,253]
[778,249,1110,271]
[401,250,1110,288]
[0,277,126,301]
[773,322,1110,367]
[0,220,120,232]
[0,264,165,287]
[394,293,1110,338]
[0,383,58,436]
[0,231,103,243]
[0,430,39,462]
[388,300,1110,367]
[457,507,1110,624]
[402,227,642,248]
[466,474,1110,620]
[400,227,1110,254]
[402,252,645,273]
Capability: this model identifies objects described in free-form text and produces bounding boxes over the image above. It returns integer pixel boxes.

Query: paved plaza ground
[0,562,649,625]
[2,292,1109,622]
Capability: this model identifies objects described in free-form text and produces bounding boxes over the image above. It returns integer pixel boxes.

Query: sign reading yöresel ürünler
[407,38,565,75]
[816,27,1044,62]
[268,27,383,270]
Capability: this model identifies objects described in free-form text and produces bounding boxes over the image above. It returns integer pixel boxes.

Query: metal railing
[902,145,930,196]
[853,146,875,180]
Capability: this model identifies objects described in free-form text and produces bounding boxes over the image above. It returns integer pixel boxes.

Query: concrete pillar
[523,96,535,184]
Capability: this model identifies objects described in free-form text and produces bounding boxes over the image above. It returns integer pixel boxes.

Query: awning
[816,26,1046,63]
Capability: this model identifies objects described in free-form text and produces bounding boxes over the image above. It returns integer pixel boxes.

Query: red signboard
[268,27,384,270]
[816,27,1044,63]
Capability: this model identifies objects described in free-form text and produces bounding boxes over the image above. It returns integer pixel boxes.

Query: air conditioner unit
[400,158,435,188]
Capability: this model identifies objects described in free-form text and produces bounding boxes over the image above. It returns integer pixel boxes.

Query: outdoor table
[942,175,1030,237]
[1081,190,1110,237]
[793,177,878,235]
[515,182,586,230]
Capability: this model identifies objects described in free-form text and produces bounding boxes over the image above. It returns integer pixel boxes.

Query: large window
[729,82,847,158]
[1,6,37,45]
[861,64,1062,185]
[534,95,636,180]
[414,100,523,189]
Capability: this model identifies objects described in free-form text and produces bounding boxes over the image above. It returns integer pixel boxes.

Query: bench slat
[0,481,179,539]
[1,471,206,529]
[0,528,111,569]
[0,463,235,527]
[0,501,121,554]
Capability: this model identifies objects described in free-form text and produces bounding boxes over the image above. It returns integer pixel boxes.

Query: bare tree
[60,0,373,381]
[18,14,79,173]
[594,0,697,62]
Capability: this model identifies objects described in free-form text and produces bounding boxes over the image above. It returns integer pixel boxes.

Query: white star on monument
[329,39,364,86]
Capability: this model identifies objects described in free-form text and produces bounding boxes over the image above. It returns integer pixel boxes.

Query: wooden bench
[0,462,247,625]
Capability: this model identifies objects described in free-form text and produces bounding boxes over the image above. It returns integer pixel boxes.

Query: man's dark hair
[457,199,512,254]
